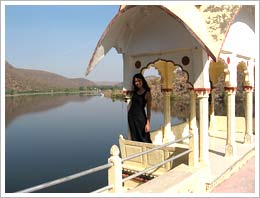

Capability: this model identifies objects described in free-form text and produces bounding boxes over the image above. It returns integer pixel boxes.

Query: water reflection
[5,94,94,127]
[6,94,251,129]
[5,94,254,193]
[5,95,129,193]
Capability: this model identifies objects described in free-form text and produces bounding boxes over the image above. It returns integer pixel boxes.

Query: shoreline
[5,90,101,97]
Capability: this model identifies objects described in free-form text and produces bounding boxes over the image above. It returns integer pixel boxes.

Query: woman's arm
[145,91,152,132]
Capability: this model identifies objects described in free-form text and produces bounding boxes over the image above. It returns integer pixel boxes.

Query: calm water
[5,94,183,193]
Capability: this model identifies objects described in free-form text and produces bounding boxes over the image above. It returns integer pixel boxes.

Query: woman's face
[134,77,143,89]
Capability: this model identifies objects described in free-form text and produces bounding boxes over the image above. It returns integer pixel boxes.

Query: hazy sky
[5,4,124,82]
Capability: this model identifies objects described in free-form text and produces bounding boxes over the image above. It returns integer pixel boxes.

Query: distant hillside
[5,61,96,92]
[94,81,121,86]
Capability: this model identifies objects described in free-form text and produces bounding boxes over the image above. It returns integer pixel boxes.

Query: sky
[4,4,124,82]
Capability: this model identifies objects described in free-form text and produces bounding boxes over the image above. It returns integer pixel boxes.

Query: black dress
[128,90,152,143]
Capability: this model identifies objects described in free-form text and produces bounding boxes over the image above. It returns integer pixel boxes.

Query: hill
[94,81,121,86]
[5,61,96,93]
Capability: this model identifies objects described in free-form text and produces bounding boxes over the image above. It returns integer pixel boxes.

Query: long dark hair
[132,73,150,92]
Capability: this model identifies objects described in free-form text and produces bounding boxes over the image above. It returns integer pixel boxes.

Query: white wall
[222,5,255,58]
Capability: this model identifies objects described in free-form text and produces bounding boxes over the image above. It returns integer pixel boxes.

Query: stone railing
[16,134,194,194]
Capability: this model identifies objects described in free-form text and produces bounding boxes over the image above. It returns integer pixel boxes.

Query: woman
[128,73,152,143]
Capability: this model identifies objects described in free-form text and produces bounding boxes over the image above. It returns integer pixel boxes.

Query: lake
[5,94,184,193]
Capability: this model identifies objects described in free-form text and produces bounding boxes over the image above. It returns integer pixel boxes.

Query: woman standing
[128,73,152,143]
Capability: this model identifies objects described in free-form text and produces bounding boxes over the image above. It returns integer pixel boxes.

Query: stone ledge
[206,148,255,192]
[126,163,209,193]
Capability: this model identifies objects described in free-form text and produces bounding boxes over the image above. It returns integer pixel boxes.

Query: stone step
[127,163,210,193]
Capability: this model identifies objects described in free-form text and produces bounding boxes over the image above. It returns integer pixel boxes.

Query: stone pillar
[244,86,253,144]
[152,60,175,143]
[209,88,216,134]
[195,89,210,166]
[189,89,199,167]
[224,87,237,157]
[162,89,175,143]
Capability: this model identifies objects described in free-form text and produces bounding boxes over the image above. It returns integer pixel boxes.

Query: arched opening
[171,65,192,121]
[142,59,192,121]
[237,61,248,117]
[142,66,162,114]
[209,59,229,117]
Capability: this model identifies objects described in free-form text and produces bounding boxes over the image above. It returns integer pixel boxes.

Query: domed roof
[86,4,241,76]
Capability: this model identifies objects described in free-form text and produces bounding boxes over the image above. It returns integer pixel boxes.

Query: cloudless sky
[5,4,124,82]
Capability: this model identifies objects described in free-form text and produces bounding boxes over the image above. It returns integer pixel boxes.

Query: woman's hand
[145,122,150,133]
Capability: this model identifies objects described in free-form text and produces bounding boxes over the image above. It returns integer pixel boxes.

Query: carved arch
[209,58,230,87]
[141,59,192,89]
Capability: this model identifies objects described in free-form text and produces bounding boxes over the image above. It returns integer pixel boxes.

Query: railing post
[108,145,122,193]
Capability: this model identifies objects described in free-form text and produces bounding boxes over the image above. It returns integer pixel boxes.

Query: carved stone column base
[244,133,253,144]
[163,132,175,144]
[225,144,236,157]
